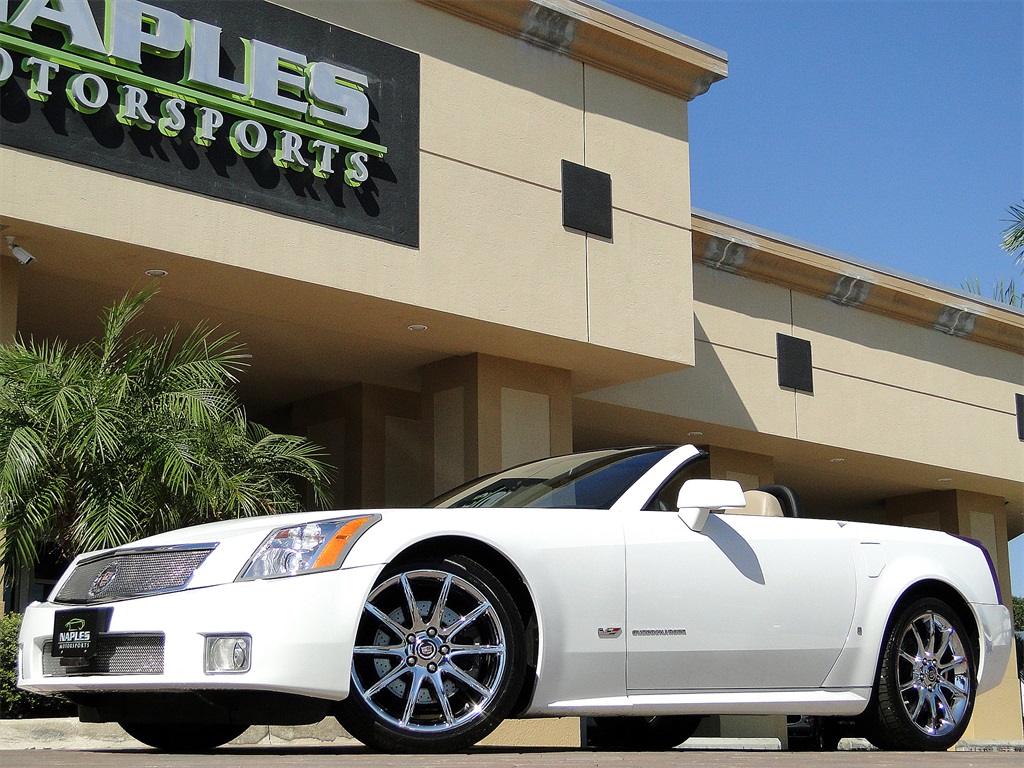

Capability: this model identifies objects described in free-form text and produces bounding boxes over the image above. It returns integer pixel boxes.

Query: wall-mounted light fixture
[4,236,34,266]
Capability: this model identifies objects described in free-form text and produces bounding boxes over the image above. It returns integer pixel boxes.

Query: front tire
[587,715,702,750]
[863,597,976,750]
[335,555,526,752]
[118,722,247,751]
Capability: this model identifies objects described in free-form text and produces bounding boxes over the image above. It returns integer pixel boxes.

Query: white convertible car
[18,445,1013,753]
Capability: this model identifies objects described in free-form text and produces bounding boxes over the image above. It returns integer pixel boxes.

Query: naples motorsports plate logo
[0,0,420,245]
[51,607,111,657]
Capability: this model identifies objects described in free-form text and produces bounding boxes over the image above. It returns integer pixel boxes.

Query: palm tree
[963,201,1024,306]
[961,277,1021,307]
[0,287,333,577]
[1003,201,1024,264]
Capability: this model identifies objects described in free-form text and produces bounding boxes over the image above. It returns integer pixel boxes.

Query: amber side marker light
[313,516,375,569]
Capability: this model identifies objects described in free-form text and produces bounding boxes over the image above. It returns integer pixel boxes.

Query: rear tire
[587,715,702,750]
[862,597,975,750]
[118,722,247,751]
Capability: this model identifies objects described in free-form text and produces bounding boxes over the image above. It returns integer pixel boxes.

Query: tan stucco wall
[583,263,1024,486]
[422,353,573,493]
[481,717,580,747]
[0,0,695,369]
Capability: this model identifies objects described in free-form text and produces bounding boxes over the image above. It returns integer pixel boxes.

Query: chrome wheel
[894,610,971,737]
[348,563,515,740]
[865,597,976,751]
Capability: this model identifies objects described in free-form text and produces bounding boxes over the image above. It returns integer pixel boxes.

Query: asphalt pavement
[3,746,1024,768]
[2,716,1022,767]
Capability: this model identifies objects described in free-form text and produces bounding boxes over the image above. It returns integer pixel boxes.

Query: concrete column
[886,490,1023,741]
[707,446,775,488]
[421,353,572,495]
[291,383,424,510]
[0,254,18,613]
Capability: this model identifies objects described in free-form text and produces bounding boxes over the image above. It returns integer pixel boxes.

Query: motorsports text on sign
[0,0,420,246]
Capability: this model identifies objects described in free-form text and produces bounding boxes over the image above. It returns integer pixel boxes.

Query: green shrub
[0,613,76,718]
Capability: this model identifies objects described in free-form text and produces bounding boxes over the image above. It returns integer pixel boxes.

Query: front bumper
[19,564,381,701]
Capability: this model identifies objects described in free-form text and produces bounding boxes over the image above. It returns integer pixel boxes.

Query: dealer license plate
[51,608,112,658]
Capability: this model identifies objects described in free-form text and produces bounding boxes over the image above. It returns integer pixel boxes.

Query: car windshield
[427,447,674,509]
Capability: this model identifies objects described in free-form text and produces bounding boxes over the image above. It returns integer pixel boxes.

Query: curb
[0,717,357,751]
[2,717,1023,752]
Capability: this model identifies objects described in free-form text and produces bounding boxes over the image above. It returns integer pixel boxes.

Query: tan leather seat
[730,490,785,517]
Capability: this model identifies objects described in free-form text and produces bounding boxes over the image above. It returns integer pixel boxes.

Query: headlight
[237,514,378,581]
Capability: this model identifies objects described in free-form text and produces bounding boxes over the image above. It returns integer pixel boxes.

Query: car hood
[127,508,399,548]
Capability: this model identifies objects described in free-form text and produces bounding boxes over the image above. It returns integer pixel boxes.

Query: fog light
[204,635,251,674]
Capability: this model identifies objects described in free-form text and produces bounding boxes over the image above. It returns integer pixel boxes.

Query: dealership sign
[0,0,420,246]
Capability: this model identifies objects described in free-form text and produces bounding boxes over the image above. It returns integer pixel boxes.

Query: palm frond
[0,475,67,574]
[0,287,337,575]
[962,276,1023,307]
[0,425,52,493]
[97,287,160,373]
[1002,202,1024,259]
[72,485,143,553]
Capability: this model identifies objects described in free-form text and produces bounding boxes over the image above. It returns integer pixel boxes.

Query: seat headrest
[735,490,785,517]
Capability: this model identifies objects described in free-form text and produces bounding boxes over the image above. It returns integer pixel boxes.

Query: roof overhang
[416,0,728,100]
[692,210,1024,355]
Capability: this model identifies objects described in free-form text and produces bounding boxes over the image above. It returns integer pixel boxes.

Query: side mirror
[676,479,747,532]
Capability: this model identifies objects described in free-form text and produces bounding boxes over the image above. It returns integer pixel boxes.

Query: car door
[624,510,857,692]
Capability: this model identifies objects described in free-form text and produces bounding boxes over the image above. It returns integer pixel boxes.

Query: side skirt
[535,689,872,718]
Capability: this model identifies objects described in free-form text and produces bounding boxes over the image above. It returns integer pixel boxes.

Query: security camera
[4,236,34,265]
[11,245,34,265]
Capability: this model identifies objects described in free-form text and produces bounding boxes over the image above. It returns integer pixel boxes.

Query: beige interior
[735,491,785,518]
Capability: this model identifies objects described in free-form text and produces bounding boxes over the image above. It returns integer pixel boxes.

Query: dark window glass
[644,454,711,511]
[429,447,673,510]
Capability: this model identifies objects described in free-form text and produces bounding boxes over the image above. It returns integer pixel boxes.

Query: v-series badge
[0,0,384,185]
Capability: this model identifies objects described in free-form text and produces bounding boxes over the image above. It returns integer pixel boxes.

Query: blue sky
[611,0,1024,595]
[613,0,1023,293]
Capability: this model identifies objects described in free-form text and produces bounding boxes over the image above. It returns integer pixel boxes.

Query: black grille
[55,546,215,604]
[42,634,164,676]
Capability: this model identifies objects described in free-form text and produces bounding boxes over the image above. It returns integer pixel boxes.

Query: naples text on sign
[0,0,421,246]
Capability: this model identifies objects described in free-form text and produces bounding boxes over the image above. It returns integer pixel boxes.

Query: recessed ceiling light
[145,269,168,277]
[407,324,428,332]
[938,478,952,483]
[687,431,703,437]
[830,458,845,463]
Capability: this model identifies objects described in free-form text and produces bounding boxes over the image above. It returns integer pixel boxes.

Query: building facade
[1,0,1021,743]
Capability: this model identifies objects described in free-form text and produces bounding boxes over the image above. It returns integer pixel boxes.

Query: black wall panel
[777,334,813,393]
[561,160,612,238]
